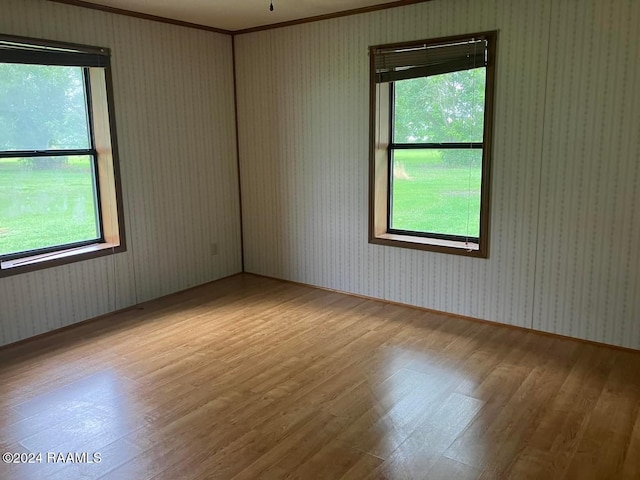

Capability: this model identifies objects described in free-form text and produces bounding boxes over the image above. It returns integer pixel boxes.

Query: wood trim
[369,31,497,259]
[0,243,125,278]
[370,82,390,239]
[246,273,640,354]
[0,305,140,351]
[0,32,109,55]
[102,54,128,253]
[45,0,233,35]
[369,30,497,51]
[234,0,435,35]
[368,47,377,241]
[90,67,119,245]
[232,36,245,272]
[370,235,483,256]
[0,44,128,278]
[479,30,497,259]
[46,0,436,35]
[0,272,243,349]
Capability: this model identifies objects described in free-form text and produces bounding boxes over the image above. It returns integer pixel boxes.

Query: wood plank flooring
[1,273,639,479]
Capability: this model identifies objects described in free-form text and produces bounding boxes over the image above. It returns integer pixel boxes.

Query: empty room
[1,0,639,478]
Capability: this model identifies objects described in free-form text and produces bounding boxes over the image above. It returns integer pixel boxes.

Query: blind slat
[377,55,484,83]
[0,48,107,67]
[374,39,487,83]
[0,37,108,67]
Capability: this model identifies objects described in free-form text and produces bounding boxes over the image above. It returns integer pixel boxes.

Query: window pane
[0,64,90,151]
[393,68,486,144]
[390,149,482,237]
[0,156,100,256]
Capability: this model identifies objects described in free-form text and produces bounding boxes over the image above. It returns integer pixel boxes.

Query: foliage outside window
[369,32,497,257]
[0,34,125,276]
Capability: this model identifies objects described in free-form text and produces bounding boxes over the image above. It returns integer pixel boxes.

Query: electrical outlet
[210,243,218,256]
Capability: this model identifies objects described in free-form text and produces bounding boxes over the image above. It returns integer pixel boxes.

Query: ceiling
[68,0,417,32]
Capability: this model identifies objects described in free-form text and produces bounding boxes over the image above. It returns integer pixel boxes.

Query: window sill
[370,232,486,257]
[0,242,124,277]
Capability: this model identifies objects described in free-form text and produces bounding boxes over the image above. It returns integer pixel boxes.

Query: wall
[0,0,242,346]
[1,0,637,351]
[235,0,640,349]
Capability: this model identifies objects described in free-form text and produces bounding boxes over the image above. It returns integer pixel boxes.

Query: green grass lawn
[0,157,99,256]
[391,149,481,237]
[1,150,481,257]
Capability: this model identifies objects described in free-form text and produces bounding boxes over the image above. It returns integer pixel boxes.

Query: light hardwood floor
[1,273,639,479]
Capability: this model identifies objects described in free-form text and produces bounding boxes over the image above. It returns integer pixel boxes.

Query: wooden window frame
[0,34,126,277]
[368,31,497,258]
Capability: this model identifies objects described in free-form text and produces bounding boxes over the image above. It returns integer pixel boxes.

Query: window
[0,34,125,276]
[369,31,496,257]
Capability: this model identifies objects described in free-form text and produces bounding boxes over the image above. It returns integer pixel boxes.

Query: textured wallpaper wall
[0,0,242,346]
[1,0,638,350]
[533,0,640,347]
[235,0,640,349]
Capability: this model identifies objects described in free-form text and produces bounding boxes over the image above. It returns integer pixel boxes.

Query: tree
[0,63,89,168]
[394,68,486,166]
